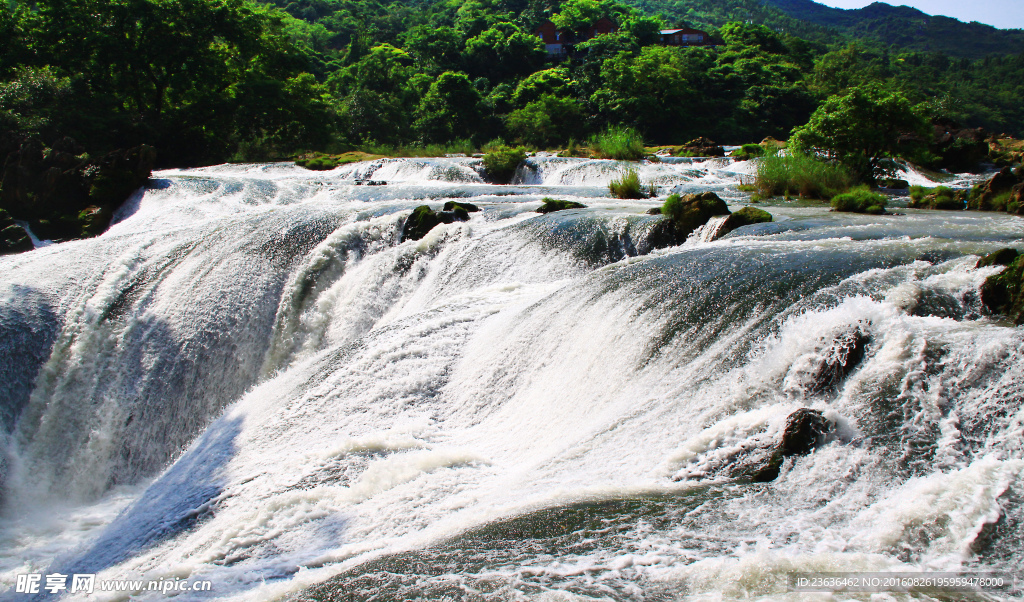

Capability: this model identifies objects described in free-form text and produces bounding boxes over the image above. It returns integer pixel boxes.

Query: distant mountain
[763,0,1024,58]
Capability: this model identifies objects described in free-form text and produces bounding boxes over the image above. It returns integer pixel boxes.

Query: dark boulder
[645,206,662,215]
[675,409,834,483]
[716,206,772,238]
[675,137,724,157]
[443,201,480,213]
[401,205,471,241]
[536,198,586,214]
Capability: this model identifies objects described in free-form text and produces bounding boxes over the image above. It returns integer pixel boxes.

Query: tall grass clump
[590,126,645,161]
[830,186,887,214]
[754,151,856,200]
[608,169,655,199]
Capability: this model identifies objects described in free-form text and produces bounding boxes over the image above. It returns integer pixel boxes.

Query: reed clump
[754,151,856,200]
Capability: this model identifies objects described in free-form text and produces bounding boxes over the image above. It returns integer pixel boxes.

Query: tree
[790,86,930,183]
[506,94,583,147]
[414,71,482,143]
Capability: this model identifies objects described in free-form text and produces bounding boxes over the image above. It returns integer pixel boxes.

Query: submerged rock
[536,198,586,214]
[716,206,772,238]
[402,205,470,241]
[783,324,871,398]
[675,408,835,484]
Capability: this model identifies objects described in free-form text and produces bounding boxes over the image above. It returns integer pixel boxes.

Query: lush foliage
[482,146,527,183]
[791,86,929,183]
[3,0,1024,171]
[753,151,856,199]
[830,187,887,214]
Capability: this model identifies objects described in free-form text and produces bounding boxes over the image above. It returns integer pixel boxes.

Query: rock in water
[779,408,832,457]
[402,205,472,241]
[536,198,586,214]
[716,207,772,238]
[676,408,835,483]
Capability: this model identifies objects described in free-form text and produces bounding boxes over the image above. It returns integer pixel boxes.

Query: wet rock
[977,247,1019,269]
[443,201,480,213]
[980,254,1024,324]
[879,178,909,189]
[401,205,470,241]
[716,206,772,238]
[783,324,871,397]
[730,409,834,482]
[675,409,835,484]
[536,198,586,214]
[645,206,662,215]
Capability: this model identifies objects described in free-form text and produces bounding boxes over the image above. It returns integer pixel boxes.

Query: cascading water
[0,156,1021,601]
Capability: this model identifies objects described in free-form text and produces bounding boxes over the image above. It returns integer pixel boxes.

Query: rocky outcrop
[536,198,585,214]
[979,251,1024,324]
[784,325,870,397]
[442,201,481,220]
[674,137,725,157]
[931,122,989,173]
[716,206,772,238]
[967,167,1024,213]
[401,204,471,241]
[0,133,155,246]
[647,192,731,250]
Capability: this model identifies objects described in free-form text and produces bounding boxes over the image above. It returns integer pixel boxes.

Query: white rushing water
[0,156,1022,601]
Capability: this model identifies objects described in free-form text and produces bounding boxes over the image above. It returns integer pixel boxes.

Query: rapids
[0,155,1021,601]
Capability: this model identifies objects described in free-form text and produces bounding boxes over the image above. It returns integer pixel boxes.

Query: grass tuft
[590,127,645,161]
[830,186,888,214]
[609,169,656,199]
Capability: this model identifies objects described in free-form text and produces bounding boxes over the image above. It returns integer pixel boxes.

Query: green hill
[763,0,1024,59]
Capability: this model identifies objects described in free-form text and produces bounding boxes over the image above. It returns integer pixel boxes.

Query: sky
[814,0,1024,29]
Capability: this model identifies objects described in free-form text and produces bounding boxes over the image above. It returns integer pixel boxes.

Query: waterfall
[0,157,1021,601]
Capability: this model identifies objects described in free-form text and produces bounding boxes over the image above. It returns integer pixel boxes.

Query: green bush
[590,127,645,161]
[482,146,527,183]
[830,187,888,214]
[909,185,966,210]
[296,155,340,170]
[755,151,856,200]
[609,169,655,199]
[730,143,766,161]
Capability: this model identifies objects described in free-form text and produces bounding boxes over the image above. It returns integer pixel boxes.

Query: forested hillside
[764,0,1024,60]
[2,0,1023,169]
